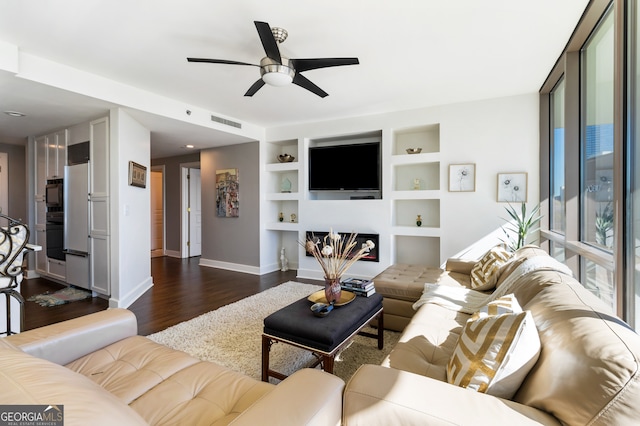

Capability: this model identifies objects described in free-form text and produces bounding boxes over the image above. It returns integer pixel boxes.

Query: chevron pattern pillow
[471,294,521,320]
[469,246,513,291]
[447,310,541,399]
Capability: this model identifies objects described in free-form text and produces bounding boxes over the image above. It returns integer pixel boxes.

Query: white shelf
[391,152,440,165]
[391,190,441,200]
[265,162,299,172]
[392,226,441,237]
[265,222,301,231]
[266,192,300,201]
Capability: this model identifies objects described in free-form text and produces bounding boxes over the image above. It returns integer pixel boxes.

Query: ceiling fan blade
[289,58,359,73]
[187,58,258,67]
[292,73,328,98]
[254,21,282,63]
[244,79,266,97]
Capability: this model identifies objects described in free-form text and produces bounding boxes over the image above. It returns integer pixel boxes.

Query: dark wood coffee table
[262,292,384,382]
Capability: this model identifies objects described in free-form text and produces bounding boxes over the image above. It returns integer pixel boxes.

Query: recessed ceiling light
[185,144,195,149]
[4,111,26,117]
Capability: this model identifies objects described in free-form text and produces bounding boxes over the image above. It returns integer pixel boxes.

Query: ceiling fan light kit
[260,57,295,86]
[187,21,359,97]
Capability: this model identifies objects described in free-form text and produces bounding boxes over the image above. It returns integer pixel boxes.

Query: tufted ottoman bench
[372,259,475,331]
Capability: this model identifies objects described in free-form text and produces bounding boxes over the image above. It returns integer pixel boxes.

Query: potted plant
[501,203,542,252]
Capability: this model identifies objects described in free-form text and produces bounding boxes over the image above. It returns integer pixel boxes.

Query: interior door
[150,170,164,253]
[188,168,202,257]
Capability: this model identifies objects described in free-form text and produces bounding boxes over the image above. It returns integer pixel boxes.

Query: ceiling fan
[187,21,359,98]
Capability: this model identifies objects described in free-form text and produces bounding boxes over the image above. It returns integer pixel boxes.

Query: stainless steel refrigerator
[64,161,90,290]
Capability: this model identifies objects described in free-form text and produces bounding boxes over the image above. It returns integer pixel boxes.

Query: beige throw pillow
[447,310,541,399]
[470,246,513,291]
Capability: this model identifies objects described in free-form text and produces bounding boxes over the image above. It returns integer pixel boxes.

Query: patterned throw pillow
[446,310,541,399]
[469,246,513,291]
[471,294,521,320]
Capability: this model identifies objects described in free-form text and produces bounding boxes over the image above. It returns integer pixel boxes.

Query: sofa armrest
[231,369,344,426]
[343,365,561,426]
[445,257,477,275]
[5,308,137,365]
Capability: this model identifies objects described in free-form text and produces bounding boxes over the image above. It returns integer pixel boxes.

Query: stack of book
[341,277,376,297]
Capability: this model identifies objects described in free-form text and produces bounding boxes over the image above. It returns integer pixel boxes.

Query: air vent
[211,115,242,129]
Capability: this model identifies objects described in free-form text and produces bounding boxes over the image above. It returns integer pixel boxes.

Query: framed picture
[497,172,528,202]
[448,163,476,192]
[216,168,239,217]
[128,161,147,188]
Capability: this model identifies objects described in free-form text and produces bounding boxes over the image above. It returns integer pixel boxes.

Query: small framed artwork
[497,172,528,202]
[449,163,476,192]
[128,161,147,188]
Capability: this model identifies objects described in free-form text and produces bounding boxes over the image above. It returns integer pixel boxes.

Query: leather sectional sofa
[3,245,639,425]
[343,246,640,425]
[0,308,344,425]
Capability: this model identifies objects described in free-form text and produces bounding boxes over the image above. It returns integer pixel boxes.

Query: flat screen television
[308,142,381,192]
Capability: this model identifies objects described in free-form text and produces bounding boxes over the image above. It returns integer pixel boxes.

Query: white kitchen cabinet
[90,117,109,197]
[34,227,47,276]
[34,135,47,197]
[46,129,67,179]
[90,234,109,295]
[89,117,110,296]
[47,258,66,281]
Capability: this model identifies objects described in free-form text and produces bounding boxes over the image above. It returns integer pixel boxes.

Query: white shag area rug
[148,281,399,383]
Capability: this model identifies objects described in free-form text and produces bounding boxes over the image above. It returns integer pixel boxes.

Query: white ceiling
[0,0,589,158]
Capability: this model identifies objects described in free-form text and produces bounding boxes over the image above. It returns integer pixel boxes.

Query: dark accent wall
[0,143,27,222]
[151,152,200,253]
[201,141,259,266]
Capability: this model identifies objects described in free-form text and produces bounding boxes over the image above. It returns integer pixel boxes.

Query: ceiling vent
[211,114,242,129]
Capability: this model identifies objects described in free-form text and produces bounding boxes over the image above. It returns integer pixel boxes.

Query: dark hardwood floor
[22,256,319,336]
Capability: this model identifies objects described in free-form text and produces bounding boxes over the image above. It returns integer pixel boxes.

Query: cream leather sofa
[0,308,344,425]
[344,246,640,425]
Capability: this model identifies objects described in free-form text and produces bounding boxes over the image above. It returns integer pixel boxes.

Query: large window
[580,8,616,312]
[581,8,615,252]
[550,78,566,235]
[631,0,640,329]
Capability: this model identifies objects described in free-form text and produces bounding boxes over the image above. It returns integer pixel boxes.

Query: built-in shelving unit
[262,123,442,276]
[390,124,441,265]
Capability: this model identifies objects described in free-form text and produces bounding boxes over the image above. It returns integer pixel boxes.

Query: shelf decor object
[497,172,528,202]
[277,153,295,163]
[281,176,292,193]
[449,163,476,192]
[216,168,239,217]
[301,230,376,304]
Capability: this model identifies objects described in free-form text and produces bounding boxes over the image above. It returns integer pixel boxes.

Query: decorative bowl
[277,154,295,163]
[406,148,422,154]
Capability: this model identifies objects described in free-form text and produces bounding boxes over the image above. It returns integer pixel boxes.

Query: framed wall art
[216,168,239,217]
[128,161,147,188]
[497,172,528,202]
[448,163,476,192]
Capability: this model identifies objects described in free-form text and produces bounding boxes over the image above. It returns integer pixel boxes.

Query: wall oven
[45,178,65,261]
[45,179,64,208]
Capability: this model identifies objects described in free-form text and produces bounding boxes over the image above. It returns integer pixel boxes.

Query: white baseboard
[111,276,153,308]
[198,258,262,275]
[164,250,182,258]
[23,269,40,279]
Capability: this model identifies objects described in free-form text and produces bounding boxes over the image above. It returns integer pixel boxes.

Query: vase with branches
[501,203,542,252]
[302,230,375,303]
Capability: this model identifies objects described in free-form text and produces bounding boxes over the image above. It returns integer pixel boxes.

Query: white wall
[265,93,539,278]
[109,108,152,307]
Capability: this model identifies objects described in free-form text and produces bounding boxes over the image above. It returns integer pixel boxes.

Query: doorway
[181,163,202,258]
[150,166,165,258]
[0,153,8,215]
